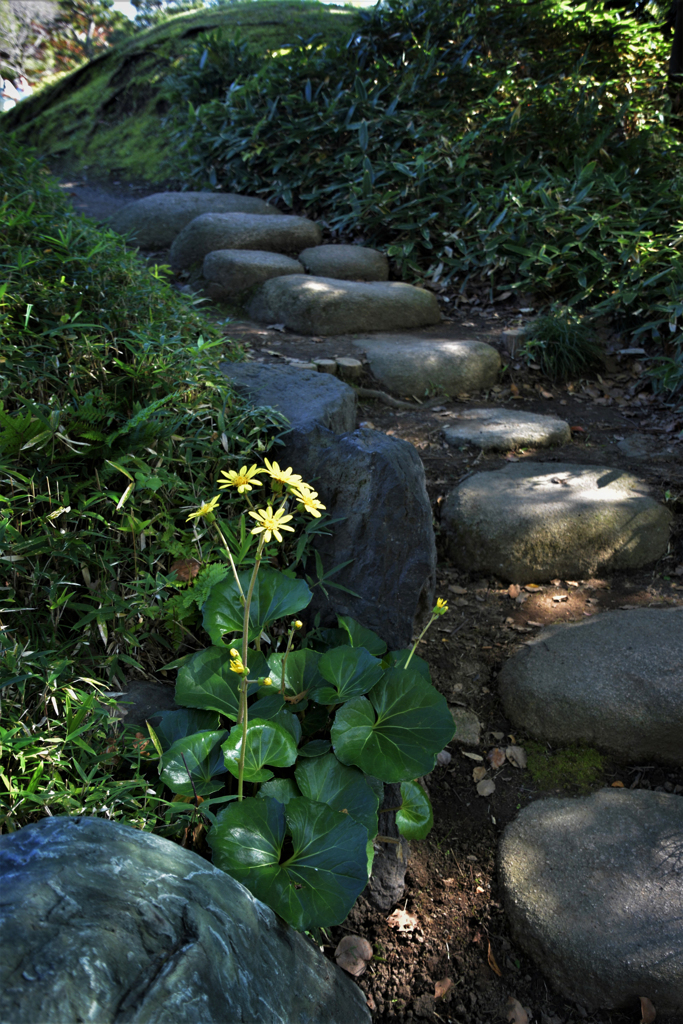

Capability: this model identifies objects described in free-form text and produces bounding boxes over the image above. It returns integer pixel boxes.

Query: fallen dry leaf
[449,584,468,595]
[488,747,507,769]
[506,996,530,1024]
[335,934,373,977]
[611,780,625,788]
[524,583,542,592]
[527,620,543,627]
[541,390,553,399]
[552,594,568,603]
[462,750,484,762]
[387,908,419,933]
[506,745,527,769]
[434,978,452,1000]
[473,765,488,782]
[476,778,496,797]
[487,940,502,976]
[508,584,521,599]
[640,996,656,1023]
[366,994,377,1011]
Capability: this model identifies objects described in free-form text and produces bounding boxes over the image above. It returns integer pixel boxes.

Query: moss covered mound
[2,1,359,183]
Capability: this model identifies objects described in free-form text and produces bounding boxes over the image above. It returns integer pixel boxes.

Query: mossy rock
[525,741,604,793]
[1,2,359,183]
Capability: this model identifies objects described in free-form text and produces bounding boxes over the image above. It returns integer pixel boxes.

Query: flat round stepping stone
[499,789,683,1012]
[499,607,683,763]
[350,335,500,397]
[110,192,281,248]
[298,244,389,281]
[170,213,322,270]
[443,407,570,450]
[247,276,441,336]
[441,462,671,582]
[221,362,356,434]
[202,250,303,301]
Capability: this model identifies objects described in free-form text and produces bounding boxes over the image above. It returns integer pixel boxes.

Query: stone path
[106,190,683,1018]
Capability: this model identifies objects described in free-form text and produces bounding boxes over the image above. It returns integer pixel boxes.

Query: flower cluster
[186,457,327,544]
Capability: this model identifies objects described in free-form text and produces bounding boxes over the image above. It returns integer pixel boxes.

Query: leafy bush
[146,465,454,930]
[0,137,289,831]
[521,308,604,381]
[165,0,683,388]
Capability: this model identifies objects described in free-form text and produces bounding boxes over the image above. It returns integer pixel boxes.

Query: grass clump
[520,309,604,382]
[0,137,288,833]
[525,741,605,794]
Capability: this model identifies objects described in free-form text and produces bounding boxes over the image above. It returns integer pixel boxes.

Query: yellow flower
[293,485,326,518]
[434,597,448,616]
[249,505,295,543]
[217,464,266,494]
[231,651,246,675]
[262,677,273,687]
[186,495,220,522]
[293,620,303,630]
[263,459,303,489]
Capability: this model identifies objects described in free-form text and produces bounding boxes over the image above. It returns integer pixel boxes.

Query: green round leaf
[338,615,387,656]
[267,648,323,699]
[175,646,243,721]
[155,708,221,751]
[311,645,384,704]
[330,666,454,782]
[297,739,330,758]
[257,778,301,804]
[295,752,380,837]
[222,718,297,783]
[208,796,369,930]
[202,567,312,645]
[396,780,434,840]
[159,729,228,796]
[382,649,431,680]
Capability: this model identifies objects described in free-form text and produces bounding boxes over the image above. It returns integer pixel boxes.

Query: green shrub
[0,137,289,831]
[521,308,604,381]
[165,0,683,387]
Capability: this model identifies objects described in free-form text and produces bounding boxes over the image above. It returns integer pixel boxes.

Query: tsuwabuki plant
[520,308,604,382]
[150,460,454,931]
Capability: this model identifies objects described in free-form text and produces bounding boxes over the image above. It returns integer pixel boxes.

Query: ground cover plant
[166,0,683,393]
[148,464,454,929]
[0,137,291,834]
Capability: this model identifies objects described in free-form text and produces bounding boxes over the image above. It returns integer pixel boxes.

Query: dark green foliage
[521,309,605,381]
[167,0,683,389]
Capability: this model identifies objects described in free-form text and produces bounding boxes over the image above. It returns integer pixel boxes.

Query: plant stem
[403,613,436,669]
[237,534,265,800]
[213,521,245,601]
[279,625,296,695]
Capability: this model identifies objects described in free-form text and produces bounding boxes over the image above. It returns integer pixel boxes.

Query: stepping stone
[110,192,281,248]
[443,407,570,451]
[202,250,303,301]
[441,462,671,582]
[350,335,500,397]
[499,607,683,763]
[170,213,322,270]
[298,244,389,281]
[0,816,369,1024]
[221,362,356,434]
[247,276,441,336]
[499,789,683,1012]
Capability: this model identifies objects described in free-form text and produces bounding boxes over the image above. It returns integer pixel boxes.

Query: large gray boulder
[0,815,370,1024]
[498,607,683,763]
[298,244,389,281]
[283,426,437,649]
[441,462,671,582]
[110,192,282,248]
[499,789,683,1012]
[443,407,570,450]
[350,335,500,397]
[247,276,441,336]
[203,250,303,301]
[170,214,322,270]
[221,362,357,434]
